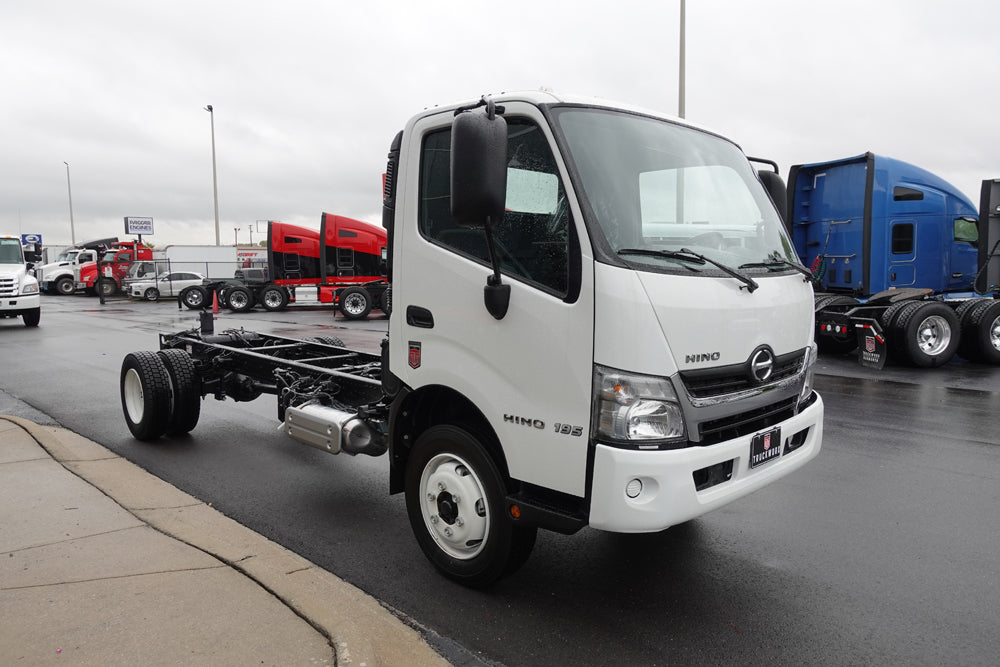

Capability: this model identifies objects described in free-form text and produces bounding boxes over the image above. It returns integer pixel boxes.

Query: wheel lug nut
[437,482,446,491]
[444,527,453,537]
[427,493,436,501]
[430,515,439,524]
[452,495,460,503]
[455,518,464,527]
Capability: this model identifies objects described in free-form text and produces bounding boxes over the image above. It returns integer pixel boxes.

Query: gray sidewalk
[0,415,450,666]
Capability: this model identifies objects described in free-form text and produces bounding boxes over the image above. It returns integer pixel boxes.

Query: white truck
[1,235,41,326]
[37,237,118,295]
[119,92,824,586]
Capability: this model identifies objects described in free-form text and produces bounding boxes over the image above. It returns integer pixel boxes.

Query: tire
[380,288,392,316]
[958,300,1000,364]
[157,349,202,435]
[22,307,40,328]
[120,351,172,441]
[97,278,118,297]
[405,425,536,588]
[180,286,208,310]
[339,286,372,320]
[259,285,289,311]
[309,336,346,347]
[55,276,75,295]
[144,287,159,302]
[894,301,959,368]
[227,286,255,312]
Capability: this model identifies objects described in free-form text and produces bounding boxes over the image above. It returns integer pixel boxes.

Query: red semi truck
[76,241,154,296]
[180,213,389,318]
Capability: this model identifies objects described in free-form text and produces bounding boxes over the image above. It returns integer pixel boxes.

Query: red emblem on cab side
[408,342,421,369]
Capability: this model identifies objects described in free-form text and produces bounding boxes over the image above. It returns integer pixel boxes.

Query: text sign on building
[125,216,154,235]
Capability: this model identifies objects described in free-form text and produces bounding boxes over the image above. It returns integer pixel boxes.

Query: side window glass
[419,118,570,295]
[954,217,978,244]
[891,223,914,254]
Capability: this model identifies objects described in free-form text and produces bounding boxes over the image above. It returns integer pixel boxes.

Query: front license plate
[750,427,781,468]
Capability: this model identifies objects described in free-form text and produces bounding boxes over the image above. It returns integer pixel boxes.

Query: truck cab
[76,241,153,296]
[382,93,823,583]
[0,235,41,326]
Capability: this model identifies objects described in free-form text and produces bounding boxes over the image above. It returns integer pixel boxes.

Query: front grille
[680,349,805,398]
[698,397,798,445]
[0,276,17,297]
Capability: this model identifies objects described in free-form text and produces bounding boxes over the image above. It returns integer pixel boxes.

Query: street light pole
[63,161,76,244]
[679,0,686,119]
[234,227,239,247]
[247,224,253,246]
[205,105,221,246]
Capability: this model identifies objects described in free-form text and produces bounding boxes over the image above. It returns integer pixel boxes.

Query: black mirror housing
[450,110,508,228]
[758,169,788,225]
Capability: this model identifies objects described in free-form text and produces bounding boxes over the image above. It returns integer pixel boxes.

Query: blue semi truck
[786,152,1000,368]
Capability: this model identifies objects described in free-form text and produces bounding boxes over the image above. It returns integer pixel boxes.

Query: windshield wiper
[739,256,813,281]
[618,247,759,293]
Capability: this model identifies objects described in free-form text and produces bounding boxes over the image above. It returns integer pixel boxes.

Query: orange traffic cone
[212,290,220,315]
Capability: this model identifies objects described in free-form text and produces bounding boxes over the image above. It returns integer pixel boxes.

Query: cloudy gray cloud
[2,0,997,247]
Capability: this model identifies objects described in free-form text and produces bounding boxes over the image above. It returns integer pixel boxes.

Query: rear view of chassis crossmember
[120,327,391,457]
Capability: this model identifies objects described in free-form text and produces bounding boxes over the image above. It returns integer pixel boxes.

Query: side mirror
[758,169,787,226]
[450,106,507,228]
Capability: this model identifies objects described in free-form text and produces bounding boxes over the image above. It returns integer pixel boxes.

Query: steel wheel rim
[343,294,366,315]
[123,369,145,423]
[186,291,204,307]
[990,315,1000,351]
[917,315,951,355]
[263,290,282,308]
[419,453,490,560]
[229,291,248,308]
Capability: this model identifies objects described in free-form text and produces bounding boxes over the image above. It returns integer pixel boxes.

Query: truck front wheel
[894,302,959,368]
[97,278,117,297]
[405,425,536,588]
[180,286,208,310]
[55,276,75,295]
[120,351,172,441]
[339,286,372,320]
[259,286,289,311]
[22,308,40,327]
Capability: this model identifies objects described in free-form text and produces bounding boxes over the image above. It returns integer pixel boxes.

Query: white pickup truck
[0,236,40,327]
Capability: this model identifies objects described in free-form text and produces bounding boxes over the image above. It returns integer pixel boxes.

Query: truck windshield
[0,239,24,264]
[551,107,798,273]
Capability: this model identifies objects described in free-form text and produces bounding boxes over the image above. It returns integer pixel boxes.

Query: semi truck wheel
[22,307,40,328]
[380,288,392,316]
[958,300,1000,364]
[339,287,372,320]
[180,286,208,310]
[120,351,172,441]
[55,276,75,295]
[227,286,255,312]
[259,286,289,311]
[405,425,536,588]
[157,349,202,435]
[894,302,959,368]
[97,278,118,297]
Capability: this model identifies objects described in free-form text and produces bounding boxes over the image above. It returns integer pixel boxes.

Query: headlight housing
[21,280,39,295]
[798,342,817,408]
[592,364,686,449]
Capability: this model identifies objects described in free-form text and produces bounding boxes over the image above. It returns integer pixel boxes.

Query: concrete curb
[3,416,450,667]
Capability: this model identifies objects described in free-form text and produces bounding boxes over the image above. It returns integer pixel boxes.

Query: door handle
[406,305,434,329]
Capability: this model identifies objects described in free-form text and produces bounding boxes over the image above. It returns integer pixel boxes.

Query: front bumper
[588,394,823,532]
[1,293,41,315]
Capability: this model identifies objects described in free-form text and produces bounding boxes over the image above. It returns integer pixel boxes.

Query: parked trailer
[788,153,1000,368]
[122,92,823,586]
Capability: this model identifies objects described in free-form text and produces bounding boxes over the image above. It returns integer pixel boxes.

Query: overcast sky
[2,0,997,248]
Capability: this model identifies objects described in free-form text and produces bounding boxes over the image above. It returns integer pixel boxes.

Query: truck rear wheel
[97,278,118,297]
[339,287,372,320]
[405,425,536,588]
[227,286,255,312]
[259,286,289,311]
[958,300,1000,364]
[157,349,202,435]
[180,286,208,310]
[55,276,75,295]
[894,302,959,368]
[120,351,172,441]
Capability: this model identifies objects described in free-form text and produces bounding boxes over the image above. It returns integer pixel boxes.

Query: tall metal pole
[63,161,76,244]
[205,105,221,246]
[679,0,686,119]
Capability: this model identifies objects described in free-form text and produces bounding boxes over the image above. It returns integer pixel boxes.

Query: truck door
[887,219,916,287]
[393,104,595,498]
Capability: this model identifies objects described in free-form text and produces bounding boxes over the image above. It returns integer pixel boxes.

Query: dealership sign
[124,216,154,235]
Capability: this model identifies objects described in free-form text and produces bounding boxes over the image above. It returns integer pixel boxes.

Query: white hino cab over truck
[1,235,41,327]
[119,92,824,586]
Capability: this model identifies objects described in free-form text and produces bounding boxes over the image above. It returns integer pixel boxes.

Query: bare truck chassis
[121,326,391,457]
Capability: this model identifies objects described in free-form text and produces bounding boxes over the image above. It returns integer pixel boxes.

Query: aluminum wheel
[419,452,490,560]
[915,315,951,356]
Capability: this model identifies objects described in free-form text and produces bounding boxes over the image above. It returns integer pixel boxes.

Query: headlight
[593,364,686,448]
[798,343,817,407]
[21,281,39,295]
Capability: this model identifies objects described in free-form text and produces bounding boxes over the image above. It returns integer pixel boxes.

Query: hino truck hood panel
[594,263,814,376]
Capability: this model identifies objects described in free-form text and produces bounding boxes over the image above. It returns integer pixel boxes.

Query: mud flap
[854,318,887,369]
